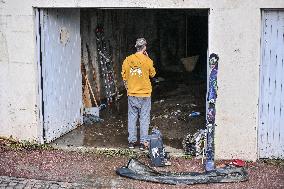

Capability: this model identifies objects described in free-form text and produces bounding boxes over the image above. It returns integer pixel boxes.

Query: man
[121,38,156,150]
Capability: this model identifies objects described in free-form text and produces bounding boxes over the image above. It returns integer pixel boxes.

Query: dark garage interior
[54,9,209,151]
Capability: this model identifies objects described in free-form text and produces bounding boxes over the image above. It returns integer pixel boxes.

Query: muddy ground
[67,72,206,149]
[0,140,283,189]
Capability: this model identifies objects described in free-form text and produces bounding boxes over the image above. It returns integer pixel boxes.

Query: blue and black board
[205,53,219,171]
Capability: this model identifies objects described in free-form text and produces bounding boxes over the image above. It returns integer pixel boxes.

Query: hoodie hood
[128,54,145,68]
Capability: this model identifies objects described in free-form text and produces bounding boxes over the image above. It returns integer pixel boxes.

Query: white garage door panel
[259,10,284,159]
[41,9,82,143]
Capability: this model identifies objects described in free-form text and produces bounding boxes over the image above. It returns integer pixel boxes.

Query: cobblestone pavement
[0,176,129,189]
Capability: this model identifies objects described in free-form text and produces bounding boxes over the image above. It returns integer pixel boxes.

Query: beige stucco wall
[0,0,283,160]
[0,0,39,141]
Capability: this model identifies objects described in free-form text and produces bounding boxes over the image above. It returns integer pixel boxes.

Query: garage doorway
[36,8,209,150]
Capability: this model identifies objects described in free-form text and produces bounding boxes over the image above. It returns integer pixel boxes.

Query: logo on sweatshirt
[130,66,142,77]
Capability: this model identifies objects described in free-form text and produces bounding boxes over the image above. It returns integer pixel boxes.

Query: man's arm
[149,61,156,78]
[121,59,127,80]
[121,58,128,91]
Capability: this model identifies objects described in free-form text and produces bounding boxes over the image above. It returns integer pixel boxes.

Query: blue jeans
[128,96,151,143]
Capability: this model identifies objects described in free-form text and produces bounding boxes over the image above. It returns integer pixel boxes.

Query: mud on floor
[54,73,207,150]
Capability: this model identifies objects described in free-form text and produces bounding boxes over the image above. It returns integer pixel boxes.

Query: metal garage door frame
[258,9,284,159]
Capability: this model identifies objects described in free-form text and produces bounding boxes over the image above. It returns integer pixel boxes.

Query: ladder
[95,26,118,105]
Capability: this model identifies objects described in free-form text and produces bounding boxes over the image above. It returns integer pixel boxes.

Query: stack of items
[182,129,206,157]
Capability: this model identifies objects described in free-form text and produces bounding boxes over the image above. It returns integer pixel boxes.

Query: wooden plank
[83,82,92,108]
[85,75,98,107]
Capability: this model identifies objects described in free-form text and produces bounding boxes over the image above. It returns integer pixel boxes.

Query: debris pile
[116,159,249,185]
[83,114,104,125]
[182,129,206,157]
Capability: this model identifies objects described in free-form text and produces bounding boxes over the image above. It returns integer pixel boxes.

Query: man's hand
[143,51,148,57]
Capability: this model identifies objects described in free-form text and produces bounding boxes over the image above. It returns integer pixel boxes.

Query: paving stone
[49,184,60,189]
[22,184,32,188]
[0,183,8,187]
[15,184,26,189]
[9,182,18,186]
[0,176,102,189]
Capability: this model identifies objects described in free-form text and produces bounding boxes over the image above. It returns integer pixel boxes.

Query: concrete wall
[0,0,39,141]
[0,0,283,160]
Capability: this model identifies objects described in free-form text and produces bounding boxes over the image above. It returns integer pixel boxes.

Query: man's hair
[135,38,147,51]
[136,45,145,52]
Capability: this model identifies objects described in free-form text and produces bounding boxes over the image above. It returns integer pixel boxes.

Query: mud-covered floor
[53,72,206,150]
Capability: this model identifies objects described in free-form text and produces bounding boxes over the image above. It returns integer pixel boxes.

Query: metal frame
[258,9,284,159]
[35,8,44,143]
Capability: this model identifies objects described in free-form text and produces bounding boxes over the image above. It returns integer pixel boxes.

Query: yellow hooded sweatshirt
[121,53,156,97]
